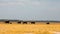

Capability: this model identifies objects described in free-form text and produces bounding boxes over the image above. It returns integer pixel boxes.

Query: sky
[0,0,60,21]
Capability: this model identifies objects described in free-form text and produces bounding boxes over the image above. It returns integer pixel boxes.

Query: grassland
[0,22,60,34]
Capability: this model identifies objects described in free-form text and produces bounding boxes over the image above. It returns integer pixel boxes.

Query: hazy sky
[0,0,60,20]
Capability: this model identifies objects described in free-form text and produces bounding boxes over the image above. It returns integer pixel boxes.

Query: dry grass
[0,23,60,34]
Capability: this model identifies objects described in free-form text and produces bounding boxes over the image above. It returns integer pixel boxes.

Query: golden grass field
[0,22,60,34]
